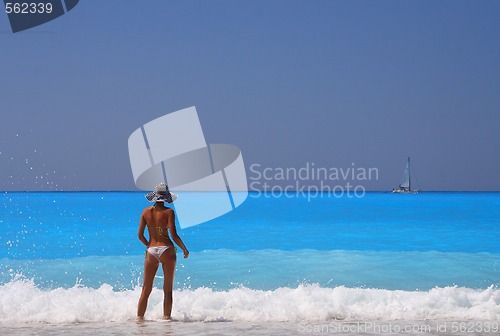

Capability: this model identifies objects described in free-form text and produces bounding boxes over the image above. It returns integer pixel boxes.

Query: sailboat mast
[408,157,411,191]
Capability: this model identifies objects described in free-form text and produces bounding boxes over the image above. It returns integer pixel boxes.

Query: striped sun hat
[145,182,178,204]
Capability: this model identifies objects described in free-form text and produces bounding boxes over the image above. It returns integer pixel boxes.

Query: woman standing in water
[137,183,189,320]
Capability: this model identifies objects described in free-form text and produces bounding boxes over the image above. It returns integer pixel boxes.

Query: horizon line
[2,190,500,193]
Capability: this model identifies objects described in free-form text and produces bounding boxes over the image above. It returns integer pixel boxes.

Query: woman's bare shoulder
[141,206,154,215]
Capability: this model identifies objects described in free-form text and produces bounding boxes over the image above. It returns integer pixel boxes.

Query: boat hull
[392,189,419,194]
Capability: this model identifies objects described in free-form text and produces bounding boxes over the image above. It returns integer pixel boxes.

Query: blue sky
[1,0,499,191]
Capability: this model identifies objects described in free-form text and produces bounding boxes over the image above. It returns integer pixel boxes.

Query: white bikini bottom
[147,246,174,261]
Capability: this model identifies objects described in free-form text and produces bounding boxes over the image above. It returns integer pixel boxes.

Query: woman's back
[143,206,174,247]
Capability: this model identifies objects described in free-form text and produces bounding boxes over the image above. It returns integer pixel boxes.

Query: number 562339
[5,2,53,14]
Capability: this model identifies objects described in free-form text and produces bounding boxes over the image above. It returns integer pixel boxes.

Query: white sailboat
[392,157,419,193]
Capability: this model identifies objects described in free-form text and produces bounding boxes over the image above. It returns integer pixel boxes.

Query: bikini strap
[155,226,169,239]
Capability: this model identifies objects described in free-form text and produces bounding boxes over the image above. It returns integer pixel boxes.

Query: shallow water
[1,320,499,336]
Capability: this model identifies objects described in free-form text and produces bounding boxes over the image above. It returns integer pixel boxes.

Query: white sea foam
[0,278,499,324]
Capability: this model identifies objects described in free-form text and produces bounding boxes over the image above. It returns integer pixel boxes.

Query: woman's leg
[160,249,177,319]
[137,254,159,319]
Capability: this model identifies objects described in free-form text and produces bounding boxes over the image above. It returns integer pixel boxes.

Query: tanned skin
[137,202,189,320]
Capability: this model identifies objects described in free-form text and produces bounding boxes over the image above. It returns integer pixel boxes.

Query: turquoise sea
[1,192,499,335]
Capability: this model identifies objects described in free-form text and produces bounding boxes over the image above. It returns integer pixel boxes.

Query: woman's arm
[168,211,189,258]
[138,211,149,247]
